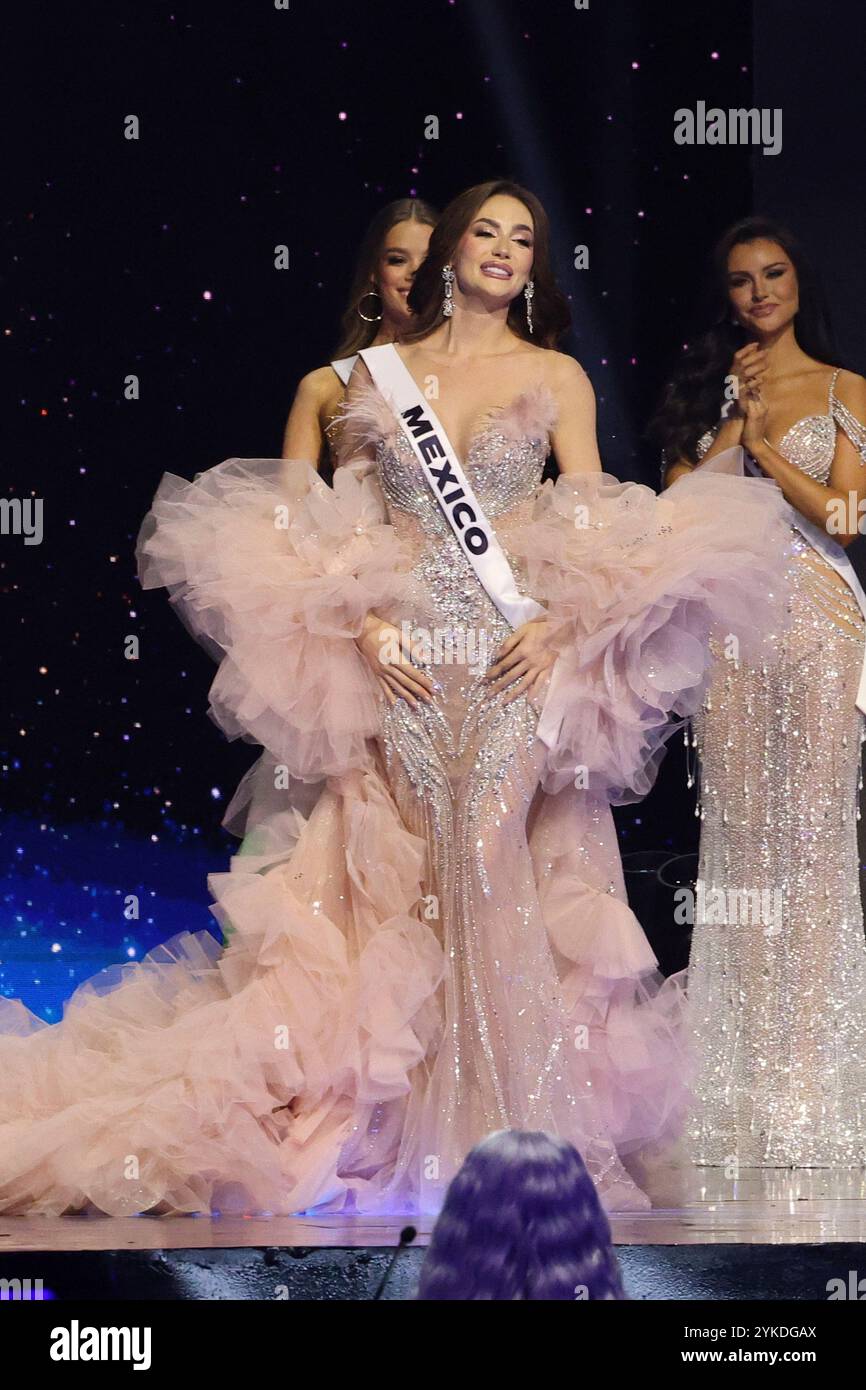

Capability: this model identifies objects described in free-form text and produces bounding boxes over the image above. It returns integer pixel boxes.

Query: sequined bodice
[697,409,838,482]
[373,396,552,632]
[695,368,866,484]
[773,413,837,482]
[697,413,834,481]
[376,419,548,533]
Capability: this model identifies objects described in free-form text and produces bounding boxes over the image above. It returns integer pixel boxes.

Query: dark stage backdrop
[2,1,865,1008]
[750,0,866,581]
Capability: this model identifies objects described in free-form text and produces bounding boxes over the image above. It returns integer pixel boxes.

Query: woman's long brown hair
[333,197,439,358]
[403,179,571,351]
[647,216,843,465]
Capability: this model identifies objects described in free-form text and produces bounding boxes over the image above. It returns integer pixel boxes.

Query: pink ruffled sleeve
[136,455,410,781]
[513,448,795,802]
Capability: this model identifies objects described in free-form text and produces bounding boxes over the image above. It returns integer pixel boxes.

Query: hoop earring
[524,278,535,335]
[357,289,383,324]
[442,263,455,317]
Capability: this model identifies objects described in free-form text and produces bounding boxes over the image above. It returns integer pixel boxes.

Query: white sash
[330,355,358,386]
[739,449,866,715]
[359,343,546,629]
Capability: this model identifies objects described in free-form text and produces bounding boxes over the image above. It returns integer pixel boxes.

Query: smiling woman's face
[373,218,433,327]
[452,193,535,310]
[726,238,799,337]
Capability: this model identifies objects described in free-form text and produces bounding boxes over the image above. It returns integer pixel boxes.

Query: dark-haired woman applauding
[652,217,866,1171]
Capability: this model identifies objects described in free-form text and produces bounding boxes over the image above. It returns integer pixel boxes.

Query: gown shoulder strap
[830,371,866,464]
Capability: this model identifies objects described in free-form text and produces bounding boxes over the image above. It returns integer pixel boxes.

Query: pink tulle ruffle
[0,768,444,1217]
[136,457,412,782]
[520,456,794,801]
[531,786,693,1153]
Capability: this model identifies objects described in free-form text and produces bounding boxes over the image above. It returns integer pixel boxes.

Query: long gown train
[0,379,795,1216]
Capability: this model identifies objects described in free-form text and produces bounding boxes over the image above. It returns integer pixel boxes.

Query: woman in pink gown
[0,181,793,1219]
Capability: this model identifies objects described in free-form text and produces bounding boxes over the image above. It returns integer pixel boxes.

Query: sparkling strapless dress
[0,377,795,1218]
[685,369,866,1167]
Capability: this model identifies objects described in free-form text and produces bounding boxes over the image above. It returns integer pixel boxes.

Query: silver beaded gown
[685,369,866,1167]
[0,371,795,1219]
[331,379,690,1213]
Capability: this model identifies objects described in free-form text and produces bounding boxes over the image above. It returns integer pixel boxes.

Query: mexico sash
[359,343,546,630]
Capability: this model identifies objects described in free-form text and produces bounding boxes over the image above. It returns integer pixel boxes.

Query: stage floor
[3,1164,865,1252]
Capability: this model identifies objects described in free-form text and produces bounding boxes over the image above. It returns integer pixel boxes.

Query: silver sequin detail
[370,408,632,1202]
[686,368,866,1167]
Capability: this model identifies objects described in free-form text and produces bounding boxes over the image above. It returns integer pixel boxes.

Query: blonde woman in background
[281,197,437,474]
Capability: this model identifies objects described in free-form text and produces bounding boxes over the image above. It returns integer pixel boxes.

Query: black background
[3,0,864,869]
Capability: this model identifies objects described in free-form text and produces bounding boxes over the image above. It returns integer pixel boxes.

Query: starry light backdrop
[3,0,864,1016]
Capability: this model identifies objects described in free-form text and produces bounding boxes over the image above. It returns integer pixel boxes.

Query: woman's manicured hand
[485,620,556,706]
[354,613,435,709]
[741,385,770,452]
[729,342,767,414]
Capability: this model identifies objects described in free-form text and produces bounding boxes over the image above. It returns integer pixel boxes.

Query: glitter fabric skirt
[0,419,797,1217]
[686,533,866,1167]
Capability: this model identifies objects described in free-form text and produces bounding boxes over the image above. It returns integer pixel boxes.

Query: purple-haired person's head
[416,1129,626,1300]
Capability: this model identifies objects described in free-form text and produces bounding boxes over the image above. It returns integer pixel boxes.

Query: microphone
[371,1225,418,1301]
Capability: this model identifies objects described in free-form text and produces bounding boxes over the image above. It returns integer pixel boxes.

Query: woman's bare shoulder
[295,363,346,401]
[834,368,866,409]
[533,348,594,398]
